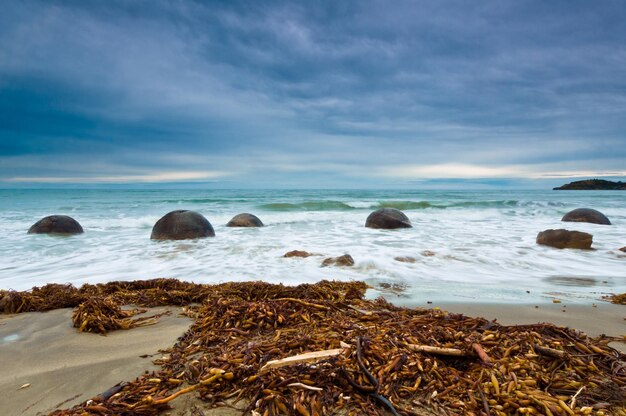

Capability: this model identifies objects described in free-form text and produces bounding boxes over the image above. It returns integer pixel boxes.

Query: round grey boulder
[562,208,611,225]
[226,213,264,227]
[536,229,593,249]
[28,215,84,235]
[151,210,214,240]
[365,208,412,229]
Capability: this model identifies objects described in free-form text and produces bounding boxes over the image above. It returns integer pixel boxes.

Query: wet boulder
[562,208,611,225]
[284,250,316,258]
[365,208,412,229]
[619,247,626,253]
[27,215,84,235]
[536,229,593,249]
[321,254,354,267]
[151,210,215,240]
[394,256,417,263]
[226,213,264,227]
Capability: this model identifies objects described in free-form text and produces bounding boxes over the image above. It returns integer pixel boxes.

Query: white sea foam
[0,189,624,304]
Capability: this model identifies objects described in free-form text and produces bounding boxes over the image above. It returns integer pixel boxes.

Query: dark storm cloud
[1,0,625,185]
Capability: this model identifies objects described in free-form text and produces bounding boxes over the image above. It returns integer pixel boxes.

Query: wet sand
[434,301,626,353]
[0,307,193,416]
[0,301,624,416]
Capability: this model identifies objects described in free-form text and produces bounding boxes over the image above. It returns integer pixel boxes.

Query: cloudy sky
[1,0,625,188]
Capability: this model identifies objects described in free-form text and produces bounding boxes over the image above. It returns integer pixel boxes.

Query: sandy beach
[0,307,192,416]
[1,298,623,416]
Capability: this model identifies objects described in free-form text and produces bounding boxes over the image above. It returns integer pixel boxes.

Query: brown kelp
[607,293,626,305]
[1,279,624,415]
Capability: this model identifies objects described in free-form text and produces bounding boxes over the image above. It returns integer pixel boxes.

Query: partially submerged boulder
[151,210,215,240]
[562,208,611,225]
[536,229,593,249]
[226,213,264,227]
[394,256,417,263]
[619,247,626,253]
[27,215,84,235]
[365,208,412,229]
[321,254,354,267]
[284,250,316,258]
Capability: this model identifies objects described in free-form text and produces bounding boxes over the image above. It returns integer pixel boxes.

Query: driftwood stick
[407,344,466,356]
[472,343,492,365]
[534,344,567,359]
[260,348,343,373]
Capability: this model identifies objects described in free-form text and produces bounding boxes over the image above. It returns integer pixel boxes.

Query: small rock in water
[619,247,626,253]
[284,250,316,258]
[321,254,354,267]
[421,250,436,257]
[394,256,416,263]
[536,229,593,249]
[378,282,408,293]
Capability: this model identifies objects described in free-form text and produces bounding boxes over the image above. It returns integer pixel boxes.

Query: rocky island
[553,179,626,190]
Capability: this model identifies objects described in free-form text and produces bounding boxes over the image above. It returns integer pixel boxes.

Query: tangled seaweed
[607,293,626,305]
[1,279,625,415]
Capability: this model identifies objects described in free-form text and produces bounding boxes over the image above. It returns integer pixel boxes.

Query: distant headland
[554,179,626,190]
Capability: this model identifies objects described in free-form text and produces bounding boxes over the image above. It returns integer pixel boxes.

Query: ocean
[0,189,624,304]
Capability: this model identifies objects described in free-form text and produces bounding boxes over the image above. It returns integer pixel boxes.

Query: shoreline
[1,293,624,416]
[0,307,193,416]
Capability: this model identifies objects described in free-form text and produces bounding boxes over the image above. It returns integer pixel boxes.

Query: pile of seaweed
[1,279,625,416]
[607,293,626,305]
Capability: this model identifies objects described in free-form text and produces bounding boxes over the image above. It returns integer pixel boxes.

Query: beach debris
[93,381,128,402]
[72,297,169,334]
[260,348,345,373]
[537,229,593,249]
[1,279,623,415]
[17,383,31,390]
[321,254,355,267]
[283,250,317,258]
[606,293,626,305]
[394,256,417,263]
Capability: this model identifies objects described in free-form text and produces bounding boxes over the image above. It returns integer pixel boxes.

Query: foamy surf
[0,189,624,305]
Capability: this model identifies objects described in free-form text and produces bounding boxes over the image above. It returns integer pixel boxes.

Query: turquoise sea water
[0,189,624,304]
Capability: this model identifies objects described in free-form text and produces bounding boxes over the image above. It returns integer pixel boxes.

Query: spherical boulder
[365,208,412,229]
[562,208,611,225]
[226,213,264,227]
[536,229,593,249]
[150,210,214,240]
[27,215,84,235]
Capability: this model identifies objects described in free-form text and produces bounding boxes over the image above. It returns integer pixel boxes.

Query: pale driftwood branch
[287,382,324,391]
[406,344,465,356]
[260,348,344,373]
